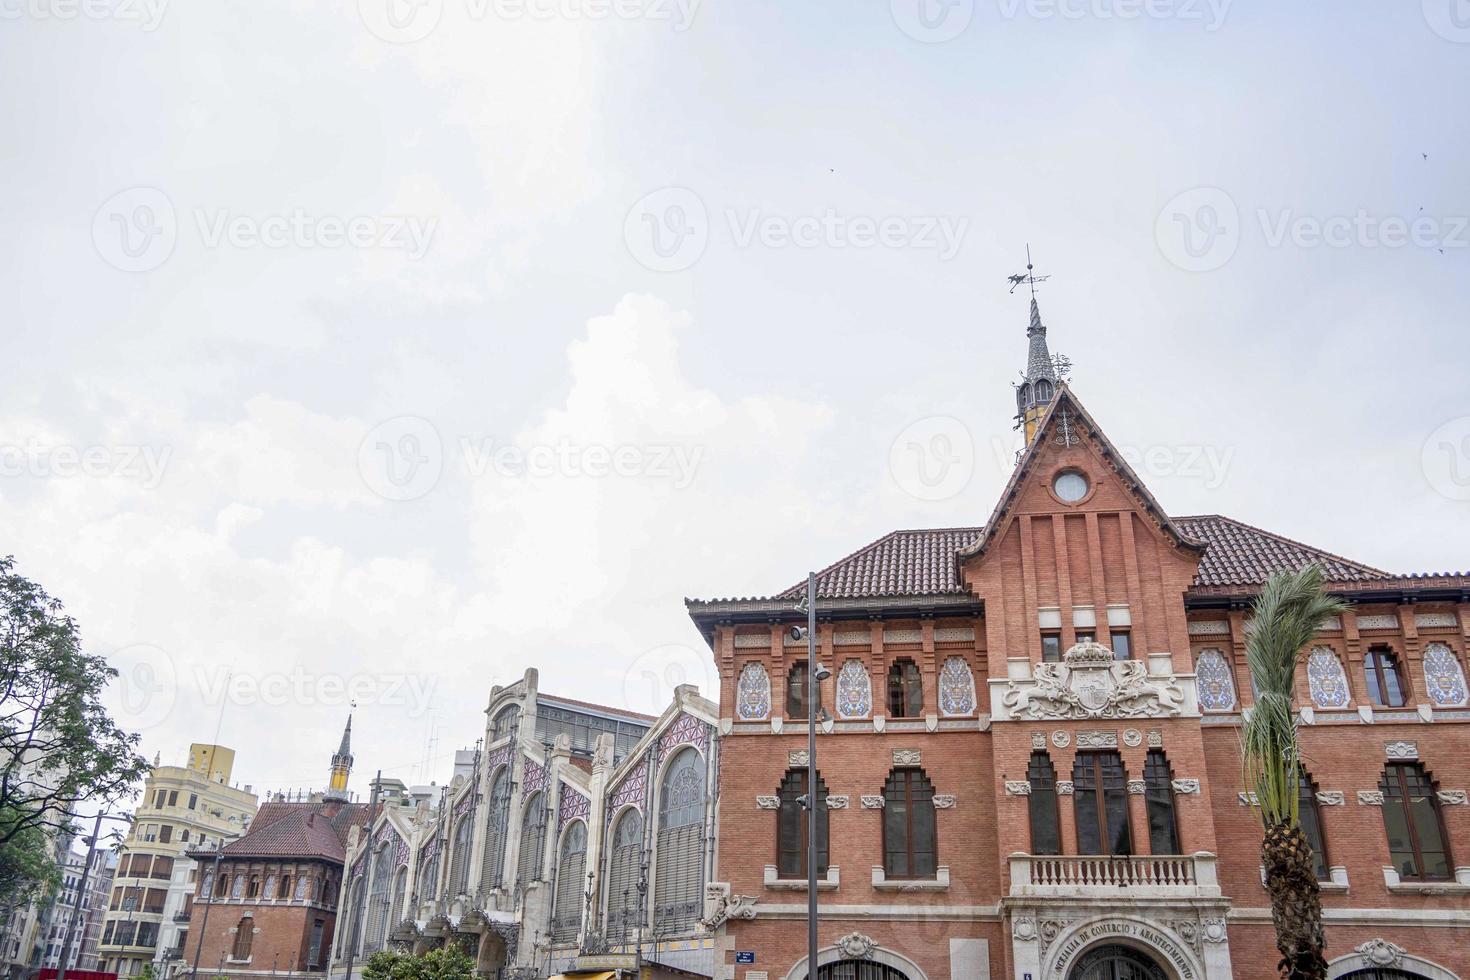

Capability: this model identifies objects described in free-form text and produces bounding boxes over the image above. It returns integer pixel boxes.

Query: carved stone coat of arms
[1001,642,1186,720]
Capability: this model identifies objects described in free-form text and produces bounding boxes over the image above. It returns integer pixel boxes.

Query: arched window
[416,845,440,902]
[1380,763,1452,880]
[736,662,771,720]
[447,814,472,897]
[480,768,512,892]
[1143,750,1179,855]
[654,748,706,934]
[1297,769,1329,881]
[605,809,643,941]
[887,658,923,718]
[387,866,406,936]
[1035,378,1054,403]
[1365,647,1407,707]
[776,769,828,879]
[815,963,912,980]
[552,821,587,944]
[262,874,276,900]
[1027,752,1060,856]
[1074,751,1132,856]
[230,917,253,961]
[516,792,548,887]
[882,768,936,879]
[363,844,391,953]
[786,661,812,718]
[1018,382,1033,411]
[491,705,521,742]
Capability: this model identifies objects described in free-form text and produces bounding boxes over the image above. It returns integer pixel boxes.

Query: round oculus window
[1053,470,1089,503]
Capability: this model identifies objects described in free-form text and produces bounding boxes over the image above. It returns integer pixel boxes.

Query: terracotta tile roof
[720,515,1393,604]
[222,800,372,862]
[1175,515,1390,587]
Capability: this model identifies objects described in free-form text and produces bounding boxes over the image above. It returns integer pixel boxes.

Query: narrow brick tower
[324,714,353,802]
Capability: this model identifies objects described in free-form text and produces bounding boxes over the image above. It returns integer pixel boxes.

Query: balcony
[1008,852,1221,900]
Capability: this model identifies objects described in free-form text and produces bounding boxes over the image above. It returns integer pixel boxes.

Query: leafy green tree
[1242,564,1348,980]
[362,945,474,980]
[0,555,149,897]
[0,807,60,909]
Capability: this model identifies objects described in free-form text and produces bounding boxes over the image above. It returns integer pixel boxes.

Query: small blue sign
[735,951,756,964]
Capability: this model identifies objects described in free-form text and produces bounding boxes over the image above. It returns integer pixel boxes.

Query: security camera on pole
[790,573,829,980]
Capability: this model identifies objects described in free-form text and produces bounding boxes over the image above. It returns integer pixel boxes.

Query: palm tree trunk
[1262,821,1327,979]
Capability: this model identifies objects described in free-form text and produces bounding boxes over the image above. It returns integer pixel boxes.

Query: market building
[684,294,1470,980]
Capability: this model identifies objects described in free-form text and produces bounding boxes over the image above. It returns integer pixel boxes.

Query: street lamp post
[795,572,828,980]
[57,811,132,980]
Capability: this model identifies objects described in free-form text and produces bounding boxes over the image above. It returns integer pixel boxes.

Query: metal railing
[1008,851,1220,898]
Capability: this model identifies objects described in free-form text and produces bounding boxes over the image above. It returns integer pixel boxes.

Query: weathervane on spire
[1006,243,1051,297]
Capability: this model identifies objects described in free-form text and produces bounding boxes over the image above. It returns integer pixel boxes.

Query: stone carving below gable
[1051,731,1072,748]
[701,889,757,931]
[1005,781,1031,796]
[933,794,956,809]
[1171,779,1200,794]
[860,795,885,809]
[1355,939,1405,967]
[826,795,850,809]
[1012,917,1037,941]
[1122,728,1142,746]
[756,796,779,810]
[1384,741,1417,760]
[789,749,809,767]
[893,748,922,766]
[999,642,1187,720]
[1076,730,1117,749]
[1315,791,1344,806]
[1358,790,1384,806]
[1437,790,1467,805]
[1031,732,1048,749]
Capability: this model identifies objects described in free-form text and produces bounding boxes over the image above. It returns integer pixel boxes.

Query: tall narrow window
[363,846,391,953]
[1143,750,1179,855]
[1041,632,1062,663]
[516,792,548,887]
[481,768,512,892]
[1073,752,1132,856]
[552,821,587,944]
[776,769,829,878]
[605,810,643,941]
[1297,770,1329,882]
[491,705,521,742]
[786,661,810,718]
[887,659,923,718]
[1365,648,1407,707]
[1110,630,1132,660]
[882,768,937,879]
[654,748,706,935]
[230,917,253,961]
[388,867,406,938]
[1027,752,1060,856]
[1380,763,1452,880]
[447,815,472,897]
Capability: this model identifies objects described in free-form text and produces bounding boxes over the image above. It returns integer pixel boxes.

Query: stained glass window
[736,662,771,720]
[1422,643,1467,707]
[835,659,871,718]
[1194,649,1237,711]
[1306,647,1350,709]
[938,656,976,716]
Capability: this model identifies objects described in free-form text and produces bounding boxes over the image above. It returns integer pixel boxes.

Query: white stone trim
[1127,779,1146,795]
[1384,740,1418,759]
[860,795,885,809]
[826,795,849,809]
[1416,613,1458,629]
[1005,781,1031,796]
[1316,791,1345,806]
[1172,778,1201,794]
[893,748,921,766]
[1188,620,1230,636]
[935,627,976,642]
[1358,790,1384,805]
[1437,790,1467,805]
[1328,943,1460,980]
[871,864,950,891]
[1357,614,1399,630]
[1056,780,1074,796]
[733,634,769,648]
[756,796,779,809]
[933,794,957,809]
[764,864,839,890]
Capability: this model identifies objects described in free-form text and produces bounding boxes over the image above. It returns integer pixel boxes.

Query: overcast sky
[3,1,1467,801]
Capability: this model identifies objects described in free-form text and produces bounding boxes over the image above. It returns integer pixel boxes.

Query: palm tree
[1241,564,1348,980]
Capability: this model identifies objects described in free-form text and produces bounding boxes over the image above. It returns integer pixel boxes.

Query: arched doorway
[814,961,911,980]
[1069,944,1170,980]
[1339,972,1434,979]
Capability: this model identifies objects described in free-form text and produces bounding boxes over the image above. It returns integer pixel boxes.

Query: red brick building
[182,720,370,980]
[686,299,1470,980]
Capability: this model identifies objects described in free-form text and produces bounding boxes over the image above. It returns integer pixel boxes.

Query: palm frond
[1240,564,1349,828]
